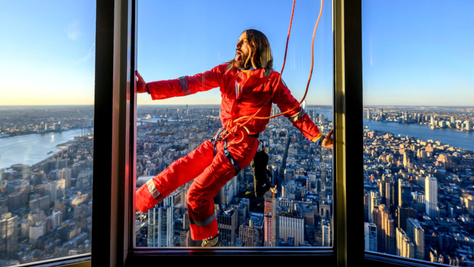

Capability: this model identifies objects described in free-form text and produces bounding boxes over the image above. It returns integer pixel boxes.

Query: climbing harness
[210,127,259,175]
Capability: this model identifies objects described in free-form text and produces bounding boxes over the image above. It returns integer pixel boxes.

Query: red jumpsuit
[135,64,324,241]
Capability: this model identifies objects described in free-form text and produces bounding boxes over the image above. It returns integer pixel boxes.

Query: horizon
[1,0,473,106]
[1,104,473,110]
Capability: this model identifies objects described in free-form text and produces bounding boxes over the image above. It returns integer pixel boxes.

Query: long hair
[228,29,273,71]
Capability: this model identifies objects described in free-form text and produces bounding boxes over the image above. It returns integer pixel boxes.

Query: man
[135,29,334,247]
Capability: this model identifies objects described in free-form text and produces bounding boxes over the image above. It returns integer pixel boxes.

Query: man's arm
[272,77,332,148]
[135,64,227,100]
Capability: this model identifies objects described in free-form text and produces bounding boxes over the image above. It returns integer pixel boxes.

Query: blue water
[311,108,473,151]
[363,118,474,151]
[1,109,472,169]
[0,129,84,169]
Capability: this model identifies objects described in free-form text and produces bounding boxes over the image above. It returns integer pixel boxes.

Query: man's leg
[135,140,215,213]
[187,136,259,241]
[187,149,235,241]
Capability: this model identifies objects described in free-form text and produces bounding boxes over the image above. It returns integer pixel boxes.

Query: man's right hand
[135,71,148,93]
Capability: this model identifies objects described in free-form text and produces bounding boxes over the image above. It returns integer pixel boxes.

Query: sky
[0,1,96,106]
[0,0,473,106]
[362,0,474,106]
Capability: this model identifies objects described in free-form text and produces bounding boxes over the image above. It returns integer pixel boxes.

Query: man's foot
[200,233,220,247]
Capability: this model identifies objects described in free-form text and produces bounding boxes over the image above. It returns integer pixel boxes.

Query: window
[363,0,474,266]
[92,0,361,266]
[134,0,334,248]
[0,1,95,266]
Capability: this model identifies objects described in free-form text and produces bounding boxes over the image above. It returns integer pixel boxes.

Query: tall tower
[52,208,62,230]
[407,218,425,260]
[396,227,415,258]
[398,179,412,208]
[321,220,332,247]
[403,150,413,169]
[264,188,279,247]
[0,213,18,259]
[373,204,396,254]
[368,191,381,223]
[279,214,305,246]
[424,176,438,218]
[217,206,238,246]
[147,194,175,247]
[364,222,377,252]
[397,206,416,231]
[279,132,292,185]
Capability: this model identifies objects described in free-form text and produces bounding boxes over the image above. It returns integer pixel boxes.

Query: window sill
[365,252,452,267]
[18,255,90,267]
[127,248,336,265]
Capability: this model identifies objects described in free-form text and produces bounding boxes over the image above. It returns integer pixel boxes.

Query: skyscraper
[264,191,278,247]
[368,191,381,223]
[397,206,416,231]
[398,179,412,208]
[406,218,425,260]
[217,206,238,246]
[424,176,438,218]
[0,213,18,259]
[396,227,415,258]
[403,150,414,169]
[279,214,305,246]
[364,222,377,252]
[52,208,62,230]
[321,220,331,247]
[147,194,174,247]
[373,204,396,254]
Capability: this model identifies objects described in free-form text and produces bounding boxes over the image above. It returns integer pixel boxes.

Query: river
[311,108,473,151]
[0,129,85,169]
[312,108,473,151]
[1,111,472,169]
[363,118,474,151]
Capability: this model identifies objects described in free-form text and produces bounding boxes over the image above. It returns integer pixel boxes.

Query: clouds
[67,20,81,41]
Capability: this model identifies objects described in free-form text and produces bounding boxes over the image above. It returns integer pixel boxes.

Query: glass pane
[363,0,474,264]
[0,1,95,264]
[135,0,333,247]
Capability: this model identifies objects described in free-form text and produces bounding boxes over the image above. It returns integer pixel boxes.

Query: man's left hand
[322,129,334,149]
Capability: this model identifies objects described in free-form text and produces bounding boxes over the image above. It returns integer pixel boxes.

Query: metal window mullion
[92,0,134,266]
[333,0,364,266]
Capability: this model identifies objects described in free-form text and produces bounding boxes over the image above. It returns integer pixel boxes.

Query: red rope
[226,0,324,144]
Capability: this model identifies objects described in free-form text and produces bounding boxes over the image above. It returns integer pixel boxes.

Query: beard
[234,50,251,69]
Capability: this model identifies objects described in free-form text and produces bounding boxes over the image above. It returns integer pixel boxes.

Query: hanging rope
[224,0,324,145]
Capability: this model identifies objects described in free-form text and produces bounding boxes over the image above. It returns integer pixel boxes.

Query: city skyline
[0,103,472,263]
[1,0,473,106]
[1,0,474,265]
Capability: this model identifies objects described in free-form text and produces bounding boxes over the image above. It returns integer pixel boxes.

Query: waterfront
[363,118,474,151]
[0,129,86,169]
[2,108,472,170]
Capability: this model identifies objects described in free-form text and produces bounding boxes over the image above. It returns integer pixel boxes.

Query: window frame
[90,0,371,266]
[91,0,467,266]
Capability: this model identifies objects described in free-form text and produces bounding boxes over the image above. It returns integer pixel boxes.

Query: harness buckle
[210,128,241,175]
